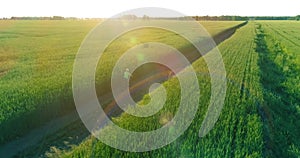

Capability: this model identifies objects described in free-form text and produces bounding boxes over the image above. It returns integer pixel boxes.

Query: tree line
[1,15,300,21]
[191,15,300,21]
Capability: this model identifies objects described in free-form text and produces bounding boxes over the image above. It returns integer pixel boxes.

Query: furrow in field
[265,24,300,47]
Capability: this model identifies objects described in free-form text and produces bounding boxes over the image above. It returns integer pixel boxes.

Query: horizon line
[1,15,299,19]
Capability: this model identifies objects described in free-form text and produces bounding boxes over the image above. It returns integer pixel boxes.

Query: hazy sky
[1,0,299,18]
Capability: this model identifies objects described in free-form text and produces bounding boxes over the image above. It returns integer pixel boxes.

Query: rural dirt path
[0,111,79,158]
[0,21,247,158]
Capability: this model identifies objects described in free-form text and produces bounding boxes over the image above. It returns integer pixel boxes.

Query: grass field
[49,21,300,158]
[52,21,263,158]
[256,21,300,157]
[0,20,299,157]
[0,20,243,146]
[0,20,100,144]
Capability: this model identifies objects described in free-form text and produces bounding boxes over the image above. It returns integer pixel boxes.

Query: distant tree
[231,16,236,21]
[296,15,300,21]
[52,16,64,20]
[121,14,137,20]
[142,15,150,20]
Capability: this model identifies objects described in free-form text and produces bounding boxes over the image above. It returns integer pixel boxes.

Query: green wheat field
[0,19,299,157]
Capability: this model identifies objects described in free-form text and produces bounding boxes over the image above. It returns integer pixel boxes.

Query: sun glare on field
[0,1,300,157]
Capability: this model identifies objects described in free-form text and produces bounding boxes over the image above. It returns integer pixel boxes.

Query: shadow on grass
[255,24,300,158]
[1,21,249,157]
[16,120,90,158]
